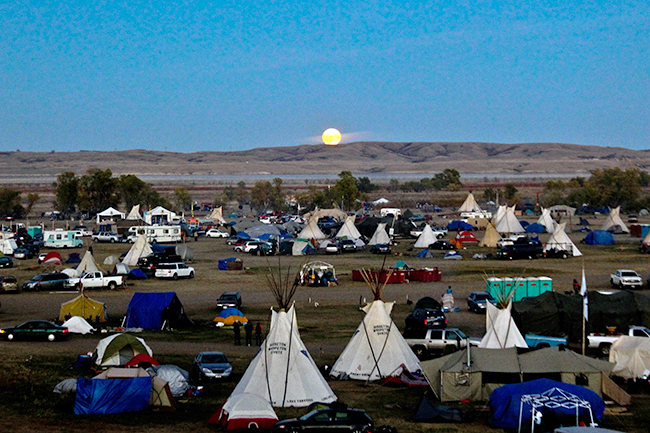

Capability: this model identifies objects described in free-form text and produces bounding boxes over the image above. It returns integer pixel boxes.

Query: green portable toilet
[513,278,528,302]
[486,277,503,299]
[539,276,553,294]
[526,277,540,298]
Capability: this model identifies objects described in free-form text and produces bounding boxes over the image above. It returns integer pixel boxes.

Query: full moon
[322,128,342,145]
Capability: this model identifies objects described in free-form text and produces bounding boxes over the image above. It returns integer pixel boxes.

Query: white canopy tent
[96,207,126,224]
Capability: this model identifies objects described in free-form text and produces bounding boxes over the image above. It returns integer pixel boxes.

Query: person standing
[255,322,263,345]
[233,321,241,346]
[244,321,253,346]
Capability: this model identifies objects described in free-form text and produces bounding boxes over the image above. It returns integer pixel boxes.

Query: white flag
[581,267,588,321]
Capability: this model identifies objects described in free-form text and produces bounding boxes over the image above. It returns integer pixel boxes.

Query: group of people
[233,321,263,346]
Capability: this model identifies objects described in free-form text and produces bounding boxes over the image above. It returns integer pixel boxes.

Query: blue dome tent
[584,230,615,245]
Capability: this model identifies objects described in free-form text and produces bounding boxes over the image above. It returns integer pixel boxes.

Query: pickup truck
[587,326,650,356]
[403,327,478,358]
[64,271,124,290]
[524,334,567,349]
[610,270,643,289]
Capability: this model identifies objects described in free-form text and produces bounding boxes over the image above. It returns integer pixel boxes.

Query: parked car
[226,236,243,245]
[250,241,275,256]
[137,252,183,274]
[205,228,229,238]
[154,262,195,279]
[0,320,69,341]
[22,272,71,291]
[467,291,495,313]
[72,225,92,236]
[192,351,233,381]
[216,292,242,310]
[325,242,341,254]
[0,256,14,268]
[429,240,456,250]
[91,231,120,243]
[234,240,265,253]
[370,243,392,254]
[405,308,447,329]
[339,239,357,253]
[496,240,543,260]
[37,252,48,264]
[404,327,475,358]
[273,407,374,433]
[12,247,35,260]
[0,275,19,293]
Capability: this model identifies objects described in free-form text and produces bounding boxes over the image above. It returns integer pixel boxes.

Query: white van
[128,225,182,243]
[380,208,401,218]
[43,230,83,248]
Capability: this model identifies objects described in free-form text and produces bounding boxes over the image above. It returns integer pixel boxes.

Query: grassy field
[1,217,650,432]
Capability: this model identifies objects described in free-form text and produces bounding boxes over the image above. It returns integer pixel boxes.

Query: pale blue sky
[2,1,648,152]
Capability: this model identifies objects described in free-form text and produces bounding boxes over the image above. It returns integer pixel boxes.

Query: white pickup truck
[610,270,643,289]
[587,326,650,355]
[64,271,124,290]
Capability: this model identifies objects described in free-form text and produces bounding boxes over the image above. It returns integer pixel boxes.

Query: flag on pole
[581,267,588,321]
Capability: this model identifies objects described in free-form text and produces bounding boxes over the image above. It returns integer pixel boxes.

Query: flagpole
[581,263,588,356]
[582,302,586,355]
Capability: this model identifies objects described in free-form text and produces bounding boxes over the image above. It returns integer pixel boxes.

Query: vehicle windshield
[200,353,227,363]
[475,293,493,301]
[220,295,238,302]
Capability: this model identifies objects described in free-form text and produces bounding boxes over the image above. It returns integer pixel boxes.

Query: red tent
[124,353,161,368]
[207,393,277,430]
[455,230,478,244]
[41,251,63,266]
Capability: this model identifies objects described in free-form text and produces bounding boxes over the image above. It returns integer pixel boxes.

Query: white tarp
[62,316,96,334]
[229,305,336,407]
[330,300,421,381]
[610,336,650,380]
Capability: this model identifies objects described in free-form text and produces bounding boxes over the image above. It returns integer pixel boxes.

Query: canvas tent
[412,395,465,423]
[331,300,421,381]
[296,217,328,240]
[368,222,391,245]
[302,207,347,222]
[122,234,153,267]
[93,333,153,367]
[96,206,126,224]
[175,244,194,262]
[75,250,102,277]
[126,204,143,220]
[414,224,438,248]
[458,192,482,213]
[479,302,528,349]
[208,392,278,431]
[103,255,119,265]
[601,206,629,233]
[208,206,227,224]
[544,222,582,257]
[609,336,650,380]
[124,292,191,330]
[489,379,604,431]
[479,223,501,248]
[59,293,107,323]
[335,216,362,240]
[229,305,336,407]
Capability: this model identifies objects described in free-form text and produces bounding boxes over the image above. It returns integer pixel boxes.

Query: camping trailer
[128,225,182,243]
[44,230,83,248]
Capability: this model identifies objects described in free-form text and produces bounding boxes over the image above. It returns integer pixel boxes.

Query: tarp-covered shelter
[93,333,153,367]
[525,223,546,234]
[229,304,336,407]
[302,207,346,222]
[331,300,421,381]
[489,379,604,431]
[446,220,475,231]
[218,257,242,270]
[125,292,191,330]
[610,336,650,380]
[59,293,107,323]
[122,235,153,267]
[544,222,582,257]
[62,316,96,334]
[96,206,126,224]
[584,230,615,245]
[147,364,190,397]
[66,252,81,264]
[412,395,465,422]
[175,244,194,262]
[601,206,629,234]
[74,376,151,414]
[208,392,278,431]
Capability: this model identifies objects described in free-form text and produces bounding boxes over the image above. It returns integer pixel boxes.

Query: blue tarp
[446,220,475,231]
[520,220,530,228]
[129,268,147,279]
[218,257,237,270]
[584,230,615,245]
[216,307,245,319]
[416,249,431,258]
[66,253,81,264]
[489,378,604,430]
[74,376,151,414]
[125,292,191,329]
[150,243,165,253]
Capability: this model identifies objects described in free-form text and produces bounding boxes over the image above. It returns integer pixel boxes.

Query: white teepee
[368,223,391,245]
[122,234,153,267]
[494,206,525,234]
[75,250,101,277]
[414,224,437,248]
[544,222,582,257]
[331,299,421,381]
[479,222,501,248]
[208,206,227,224]
[229,304,336,407]
[335,216,362,240]
[537,207,556,234]
[458,192,482,213]
[126,204,143,220]
[296,218,327,240]
[601,206,629,233]
[478,301,527,349]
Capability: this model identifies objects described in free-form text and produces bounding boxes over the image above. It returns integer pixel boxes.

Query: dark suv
[405,308,447,329]
[216,292,242,310]
[137,252,183,274]
[496,239,543,260]
[22,272,70,292]
[273,407,373,432]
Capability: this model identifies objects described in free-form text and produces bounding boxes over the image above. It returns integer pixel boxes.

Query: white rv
[380,208,401,218]
[43,230,83,248]
[128,225,182,243]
